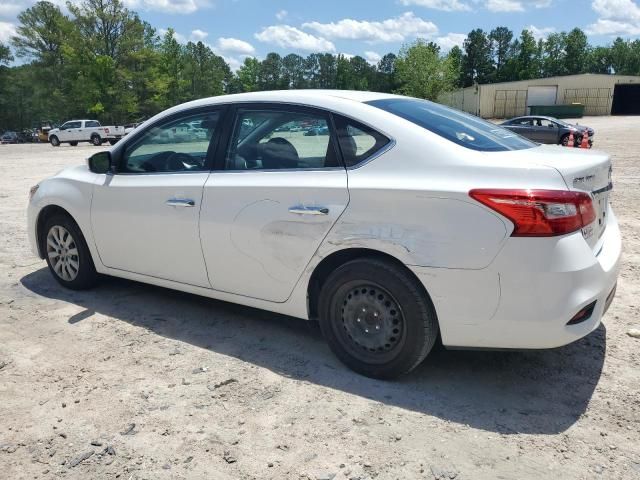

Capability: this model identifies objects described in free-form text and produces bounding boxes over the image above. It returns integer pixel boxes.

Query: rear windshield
[367,97,536,152]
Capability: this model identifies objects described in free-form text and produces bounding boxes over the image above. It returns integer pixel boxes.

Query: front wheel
[49,135,60,147]
[91,135,102,146]
[43,214,99,290]
[318,258,438,379]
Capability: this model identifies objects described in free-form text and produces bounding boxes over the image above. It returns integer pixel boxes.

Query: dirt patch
[1,119,639,479]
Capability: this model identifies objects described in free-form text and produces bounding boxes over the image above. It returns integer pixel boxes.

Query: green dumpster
[529,104,585,118]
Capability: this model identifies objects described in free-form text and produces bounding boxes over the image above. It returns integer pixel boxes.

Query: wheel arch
[36,205,82,259]
[306,247,434,321]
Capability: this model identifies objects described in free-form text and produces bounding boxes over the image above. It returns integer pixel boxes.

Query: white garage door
[527,86,558,112]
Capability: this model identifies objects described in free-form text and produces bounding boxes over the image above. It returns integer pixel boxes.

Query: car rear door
[90,107,225,287]
[83,121,100,141]
[199,103,349,302]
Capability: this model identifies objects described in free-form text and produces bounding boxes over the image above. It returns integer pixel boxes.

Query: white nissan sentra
[27,90,621,379]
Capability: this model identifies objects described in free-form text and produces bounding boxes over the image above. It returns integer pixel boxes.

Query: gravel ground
[1,117,639,480]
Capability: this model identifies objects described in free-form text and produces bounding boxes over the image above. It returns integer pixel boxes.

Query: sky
[1,0,639,69]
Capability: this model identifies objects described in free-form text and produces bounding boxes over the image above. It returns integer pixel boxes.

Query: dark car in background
[501,116,594,147]
[1,131,20,144]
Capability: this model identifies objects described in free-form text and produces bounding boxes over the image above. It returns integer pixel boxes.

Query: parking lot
[1,116,639,479]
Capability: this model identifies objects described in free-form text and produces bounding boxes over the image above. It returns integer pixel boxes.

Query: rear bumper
[412,206,621,349]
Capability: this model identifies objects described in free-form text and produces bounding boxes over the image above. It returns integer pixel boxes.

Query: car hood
[567,123,594,133]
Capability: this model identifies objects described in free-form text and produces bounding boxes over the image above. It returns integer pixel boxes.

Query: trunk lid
[504,145,612,250]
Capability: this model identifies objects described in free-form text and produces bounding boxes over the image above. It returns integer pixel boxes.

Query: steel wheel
[334,282,407,364]
[46,225,80,282]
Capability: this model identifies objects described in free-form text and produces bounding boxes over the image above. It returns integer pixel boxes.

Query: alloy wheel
[46,225,80,281]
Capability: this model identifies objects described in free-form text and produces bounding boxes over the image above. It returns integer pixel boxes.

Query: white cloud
[399,0,471,11]
[302,12,438,43]
[527,25,555,40]
[0,20,17,43]
[123,0,212,15]
[190,29,208,41]
[586,0,640,36]
[255,25,336,51]
[364,50,382,64]
[436,32,466,50]
[0,4,22,17]
[485,0,551,11]
[275,9,288,21]
[215,37,255,54]
[485,0,524,11]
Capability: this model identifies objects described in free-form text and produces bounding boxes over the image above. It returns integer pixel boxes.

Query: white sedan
[27,90,621,379]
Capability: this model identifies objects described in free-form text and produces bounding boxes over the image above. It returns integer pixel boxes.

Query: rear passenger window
[225,109,340,170]
[333,115,390,167]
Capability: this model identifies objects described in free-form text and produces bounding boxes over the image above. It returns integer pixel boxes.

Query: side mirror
[88,151,112,174]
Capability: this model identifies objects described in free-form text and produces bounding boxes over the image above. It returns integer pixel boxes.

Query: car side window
[515,119,533,126]
[120,110,219,173]
[225,109,340,170]
[85,121,100,128]
[539,119,556,128]
[333,115,390,167]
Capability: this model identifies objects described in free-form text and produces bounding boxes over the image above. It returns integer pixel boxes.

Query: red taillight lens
[469,189,596,237]
[105,128,110,134]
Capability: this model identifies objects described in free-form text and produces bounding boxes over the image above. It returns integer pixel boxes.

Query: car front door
[58,122,74,142]
[527,118,545,142]
[90,107,224,287]
[537,118,559,143]
[199,104,349,302]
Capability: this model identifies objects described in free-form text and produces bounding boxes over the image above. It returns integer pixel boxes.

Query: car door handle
[288,206,329,215]
[166,198,195,207]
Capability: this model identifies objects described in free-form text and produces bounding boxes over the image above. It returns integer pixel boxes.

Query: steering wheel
[166,152,200,171]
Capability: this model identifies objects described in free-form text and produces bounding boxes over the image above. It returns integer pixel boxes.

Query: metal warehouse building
[438,74,640,118]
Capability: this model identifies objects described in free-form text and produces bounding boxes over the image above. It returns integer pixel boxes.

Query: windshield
[367,97,536,152]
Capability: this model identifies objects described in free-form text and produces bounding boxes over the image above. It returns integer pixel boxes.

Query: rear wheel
[91,134,102,146]
[43,214,98,290]
[318,258,438,379]
[49,135,60,147]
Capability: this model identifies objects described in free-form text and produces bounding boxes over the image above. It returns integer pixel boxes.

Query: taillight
[105,128,110,134]
[469,189,596,237]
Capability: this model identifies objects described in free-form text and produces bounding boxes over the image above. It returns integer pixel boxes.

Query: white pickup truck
[48,120,125,147]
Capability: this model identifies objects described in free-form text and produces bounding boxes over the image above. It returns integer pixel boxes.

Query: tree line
[1,0,640,130]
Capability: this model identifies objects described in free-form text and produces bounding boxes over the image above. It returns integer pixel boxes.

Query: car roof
[510,115,559,121]
[171,89,398,111]
[143,90,402,130]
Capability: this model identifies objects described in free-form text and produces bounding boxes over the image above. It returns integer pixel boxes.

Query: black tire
[91,134,102,146]
[49,135,60,147]
[69,141,78,146]
[318,258,438,379]
[108,139,118,145]
[42,214,99,290]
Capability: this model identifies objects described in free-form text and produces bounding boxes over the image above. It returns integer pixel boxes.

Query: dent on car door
[90,108,223,287]
[199,105,350,302]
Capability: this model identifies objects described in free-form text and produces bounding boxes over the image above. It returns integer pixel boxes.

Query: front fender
[28,169,100,266]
